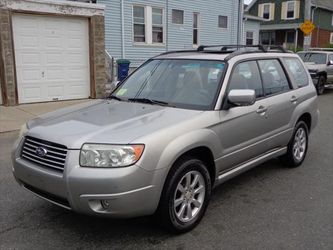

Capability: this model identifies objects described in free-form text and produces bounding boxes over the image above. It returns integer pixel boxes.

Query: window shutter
[295,1,300,19]
[258,4,264,18]
[270,3,275,21]
[281,2,287,20]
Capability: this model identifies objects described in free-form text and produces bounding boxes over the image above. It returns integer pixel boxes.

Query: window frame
[262,3,271,20]
[172,9,184,25]
[152,7,164,44]
[285,1,296,20]
[132,5,146,44]
[193,12,200,47]
[330,33,333,44]
[218,15,228,29]
[132,5,165,46]
[246,31,254,45]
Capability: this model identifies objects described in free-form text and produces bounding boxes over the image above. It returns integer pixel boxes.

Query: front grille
[21,136,67,172]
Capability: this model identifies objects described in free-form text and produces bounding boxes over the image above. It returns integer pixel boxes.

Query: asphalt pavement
[0,91,332,250]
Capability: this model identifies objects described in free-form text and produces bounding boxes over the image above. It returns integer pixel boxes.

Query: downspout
[121,0,125,58]
[237,0,244,47]
[166,0,169,51]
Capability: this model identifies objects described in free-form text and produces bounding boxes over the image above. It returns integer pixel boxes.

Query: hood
[304,62,326,71]
[27,99,202,149]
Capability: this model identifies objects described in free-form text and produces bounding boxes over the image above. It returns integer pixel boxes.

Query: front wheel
[316,75,326,95]
[282,121,309,168]
[156,157,212,233]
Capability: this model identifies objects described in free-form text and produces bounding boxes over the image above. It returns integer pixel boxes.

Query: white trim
[330,33,333,44]
[331,13,333,26]
[146,6,153,44]
[262,3,271,20]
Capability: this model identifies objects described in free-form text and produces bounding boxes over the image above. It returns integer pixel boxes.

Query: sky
[244,0,252,4]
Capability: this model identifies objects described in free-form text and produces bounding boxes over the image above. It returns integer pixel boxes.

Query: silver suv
[298,49,333,95]
[12,45,319,233]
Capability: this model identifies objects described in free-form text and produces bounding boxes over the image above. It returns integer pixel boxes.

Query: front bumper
[12,138,166,218]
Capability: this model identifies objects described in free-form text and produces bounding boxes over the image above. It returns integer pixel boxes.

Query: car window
[114,59,225,110]
[258,59,290,96]
[298,53,326,64]
[228,61,264,98]
[284,57,308,87]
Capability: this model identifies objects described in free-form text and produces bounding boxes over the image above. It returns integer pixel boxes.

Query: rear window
[298,52,327,64]
[284,57,308,88]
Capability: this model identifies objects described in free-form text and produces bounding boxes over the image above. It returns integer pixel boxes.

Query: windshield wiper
[108,95,124,101]
[128,98,172,107]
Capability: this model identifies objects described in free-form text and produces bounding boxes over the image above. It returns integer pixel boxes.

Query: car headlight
[80,144,144,168]
[18,123,29,139]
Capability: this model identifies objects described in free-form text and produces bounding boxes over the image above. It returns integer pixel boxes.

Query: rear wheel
[316,75,326,95]
[157,157,211,233]
[282,121,309,168]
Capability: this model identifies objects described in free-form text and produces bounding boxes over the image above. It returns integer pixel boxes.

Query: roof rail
[154,44,290,61]
[308,47,333,51]
[266,45,288,53]
[197,44,267,52]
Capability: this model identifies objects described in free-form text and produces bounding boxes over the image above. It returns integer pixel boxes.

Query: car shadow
[37,158,288,240]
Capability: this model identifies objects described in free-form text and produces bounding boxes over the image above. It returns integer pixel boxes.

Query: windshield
[298,53,327,64]
[113,59,225,110]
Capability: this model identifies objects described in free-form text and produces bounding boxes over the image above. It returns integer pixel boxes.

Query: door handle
[256,105,268,114]
[290,96,298,103]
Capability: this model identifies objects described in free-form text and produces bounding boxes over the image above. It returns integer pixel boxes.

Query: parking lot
[0,90,332,250]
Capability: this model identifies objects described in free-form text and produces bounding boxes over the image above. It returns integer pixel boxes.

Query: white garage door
[12,14,90,104]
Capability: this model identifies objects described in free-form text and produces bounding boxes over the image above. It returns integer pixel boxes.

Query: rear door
[257,58,298,150]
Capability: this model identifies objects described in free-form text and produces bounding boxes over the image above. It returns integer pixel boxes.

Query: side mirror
[327,60,333,66]
[228,89,256,107]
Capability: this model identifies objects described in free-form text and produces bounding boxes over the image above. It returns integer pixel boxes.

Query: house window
[263,4,271,20]
[133,6,145,42]
[286,1,296,19]
[152,8,163,43]
[246,31,254,45]
[286,30,295,43]
[193,13,199,46]
[172,9,184,24]
[218,16,228,28]
[133,6,165,45]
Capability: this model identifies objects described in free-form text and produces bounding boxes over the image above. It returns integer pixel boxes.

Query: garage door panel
[13,14,90,104]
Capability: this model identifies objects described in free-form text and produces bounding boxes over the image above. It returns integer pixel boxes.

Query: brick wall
[311,28,332,48]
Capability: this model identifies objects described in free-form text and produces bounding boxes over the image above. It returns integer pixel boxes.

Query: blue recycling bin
[117,59,131,81]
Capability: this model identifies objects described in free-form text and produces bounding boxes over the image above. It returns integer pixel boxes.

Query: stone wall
[0,9,16,106]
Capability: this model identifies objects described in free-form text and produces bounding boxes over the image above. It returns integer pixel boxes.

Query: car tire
[282,121,309,168]
[156,156,212,234]
[316,75,326,95]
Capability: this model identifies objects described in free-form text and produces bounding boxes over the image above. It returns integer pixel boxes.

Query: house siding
[244,20,260,44]
[98,0,240,67]
[248,0,305,25]
[312,8,333,31]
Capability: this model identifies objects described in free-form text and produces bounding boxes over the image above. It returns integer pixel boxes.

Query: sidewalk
[0,99,91,133]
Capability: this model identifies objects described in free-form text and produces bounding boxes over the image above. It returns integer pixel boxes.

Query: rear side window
[257,59,290,96]
[284,57,308,88]
[229,61,264,98]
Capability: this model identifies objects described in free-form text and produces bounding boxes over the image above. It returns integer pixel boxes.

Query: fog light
[101,199,110,209]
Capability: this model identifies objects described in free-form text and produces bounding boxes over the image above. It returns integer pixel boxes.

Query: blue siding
[98,0,240,67]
